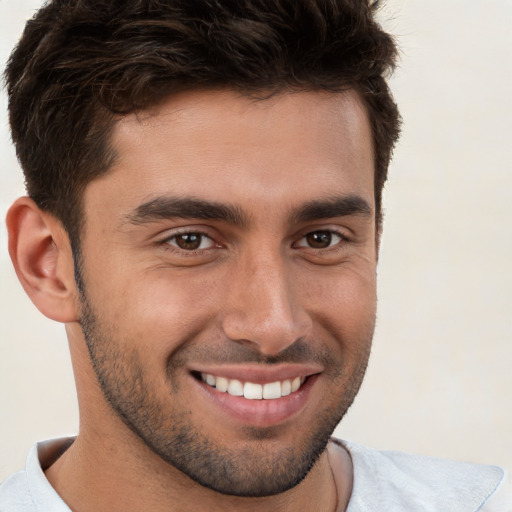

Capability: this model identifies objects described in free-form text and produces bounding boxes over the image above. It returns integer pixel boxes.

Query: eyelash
[158,228,349,254]
[294,229,349,250]
[159,230,218,254]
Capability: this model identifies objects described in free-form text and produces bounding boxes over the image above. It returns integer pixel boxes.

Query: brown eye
[296,230,342,249]
[306,231,332,248]
[168,233,214,251]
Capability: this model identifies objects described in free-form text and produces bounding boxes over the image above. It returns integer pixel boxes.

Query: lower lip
[192,374,319,428]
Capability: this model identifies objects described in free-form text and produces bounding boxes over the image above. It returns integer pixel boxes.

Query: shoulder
[0,468,35,511]
[332,439,509,512]
[0,440,72,512]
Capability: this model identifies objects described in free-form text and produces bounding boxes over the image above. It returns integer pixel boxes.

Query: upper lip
[190,363,322,384]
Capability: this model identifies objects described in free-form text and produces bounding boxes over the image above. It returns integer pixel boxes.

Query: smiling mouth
[197,372,307,400]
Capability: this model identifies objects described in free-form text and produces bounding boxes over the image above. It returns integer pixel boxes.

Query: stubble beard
[77,281,372,497]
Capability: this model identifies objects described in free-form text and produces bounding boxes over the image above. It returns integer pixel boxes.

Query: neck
[45,427,347,512]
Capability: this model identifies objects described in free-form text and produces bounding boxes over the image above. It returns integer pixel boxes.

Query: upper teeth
[200,373,304,400]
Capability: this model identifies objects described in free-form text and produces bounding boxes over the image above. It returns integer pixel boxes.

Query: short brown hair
[5,0,400,248]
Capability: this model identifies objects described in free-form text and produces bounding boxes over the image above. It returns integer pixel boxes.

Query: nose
[220,248,312,356]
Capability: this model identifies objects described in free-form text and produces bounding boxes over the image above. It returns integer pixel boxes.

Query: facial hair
[77,280,372,497]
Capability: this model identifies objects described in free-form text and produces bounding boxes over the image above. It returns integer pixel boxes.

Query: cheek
[301,264,377,340]
[81,236,376,360]
[86,265,224,351]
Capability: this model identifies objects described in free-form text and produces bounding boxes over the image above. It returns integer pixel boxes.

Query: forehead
[85,88,374,220]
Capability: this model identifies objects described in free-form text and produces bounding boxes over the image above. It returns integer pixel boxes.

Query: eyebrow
[123,193,372,229]
[123,196,249,227]
[293,195,373,223]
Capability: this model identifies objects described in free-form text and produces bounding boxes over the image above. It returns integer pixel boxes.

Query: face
[76,89,377,496]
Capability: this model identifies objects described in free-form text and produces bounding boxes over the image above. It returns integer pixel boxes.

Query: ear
[6,196,79,323]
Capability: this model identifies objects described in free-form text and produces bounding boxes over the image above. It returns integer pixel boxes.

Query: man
[0,0,509,510]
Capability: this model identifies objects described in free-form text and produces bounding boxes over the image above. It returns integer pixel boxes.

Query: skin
[7,88,377,511]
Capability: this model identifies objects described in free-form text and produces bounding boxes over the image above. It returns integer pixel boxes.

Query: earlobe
[6,196,79,323]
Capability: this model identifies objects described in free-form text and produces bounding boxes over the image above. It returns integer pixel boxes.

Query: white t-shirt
[0,437,510,511]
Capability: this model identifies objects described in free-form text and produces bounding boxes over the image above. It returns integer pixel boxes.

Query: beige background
[1,0,511,480]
